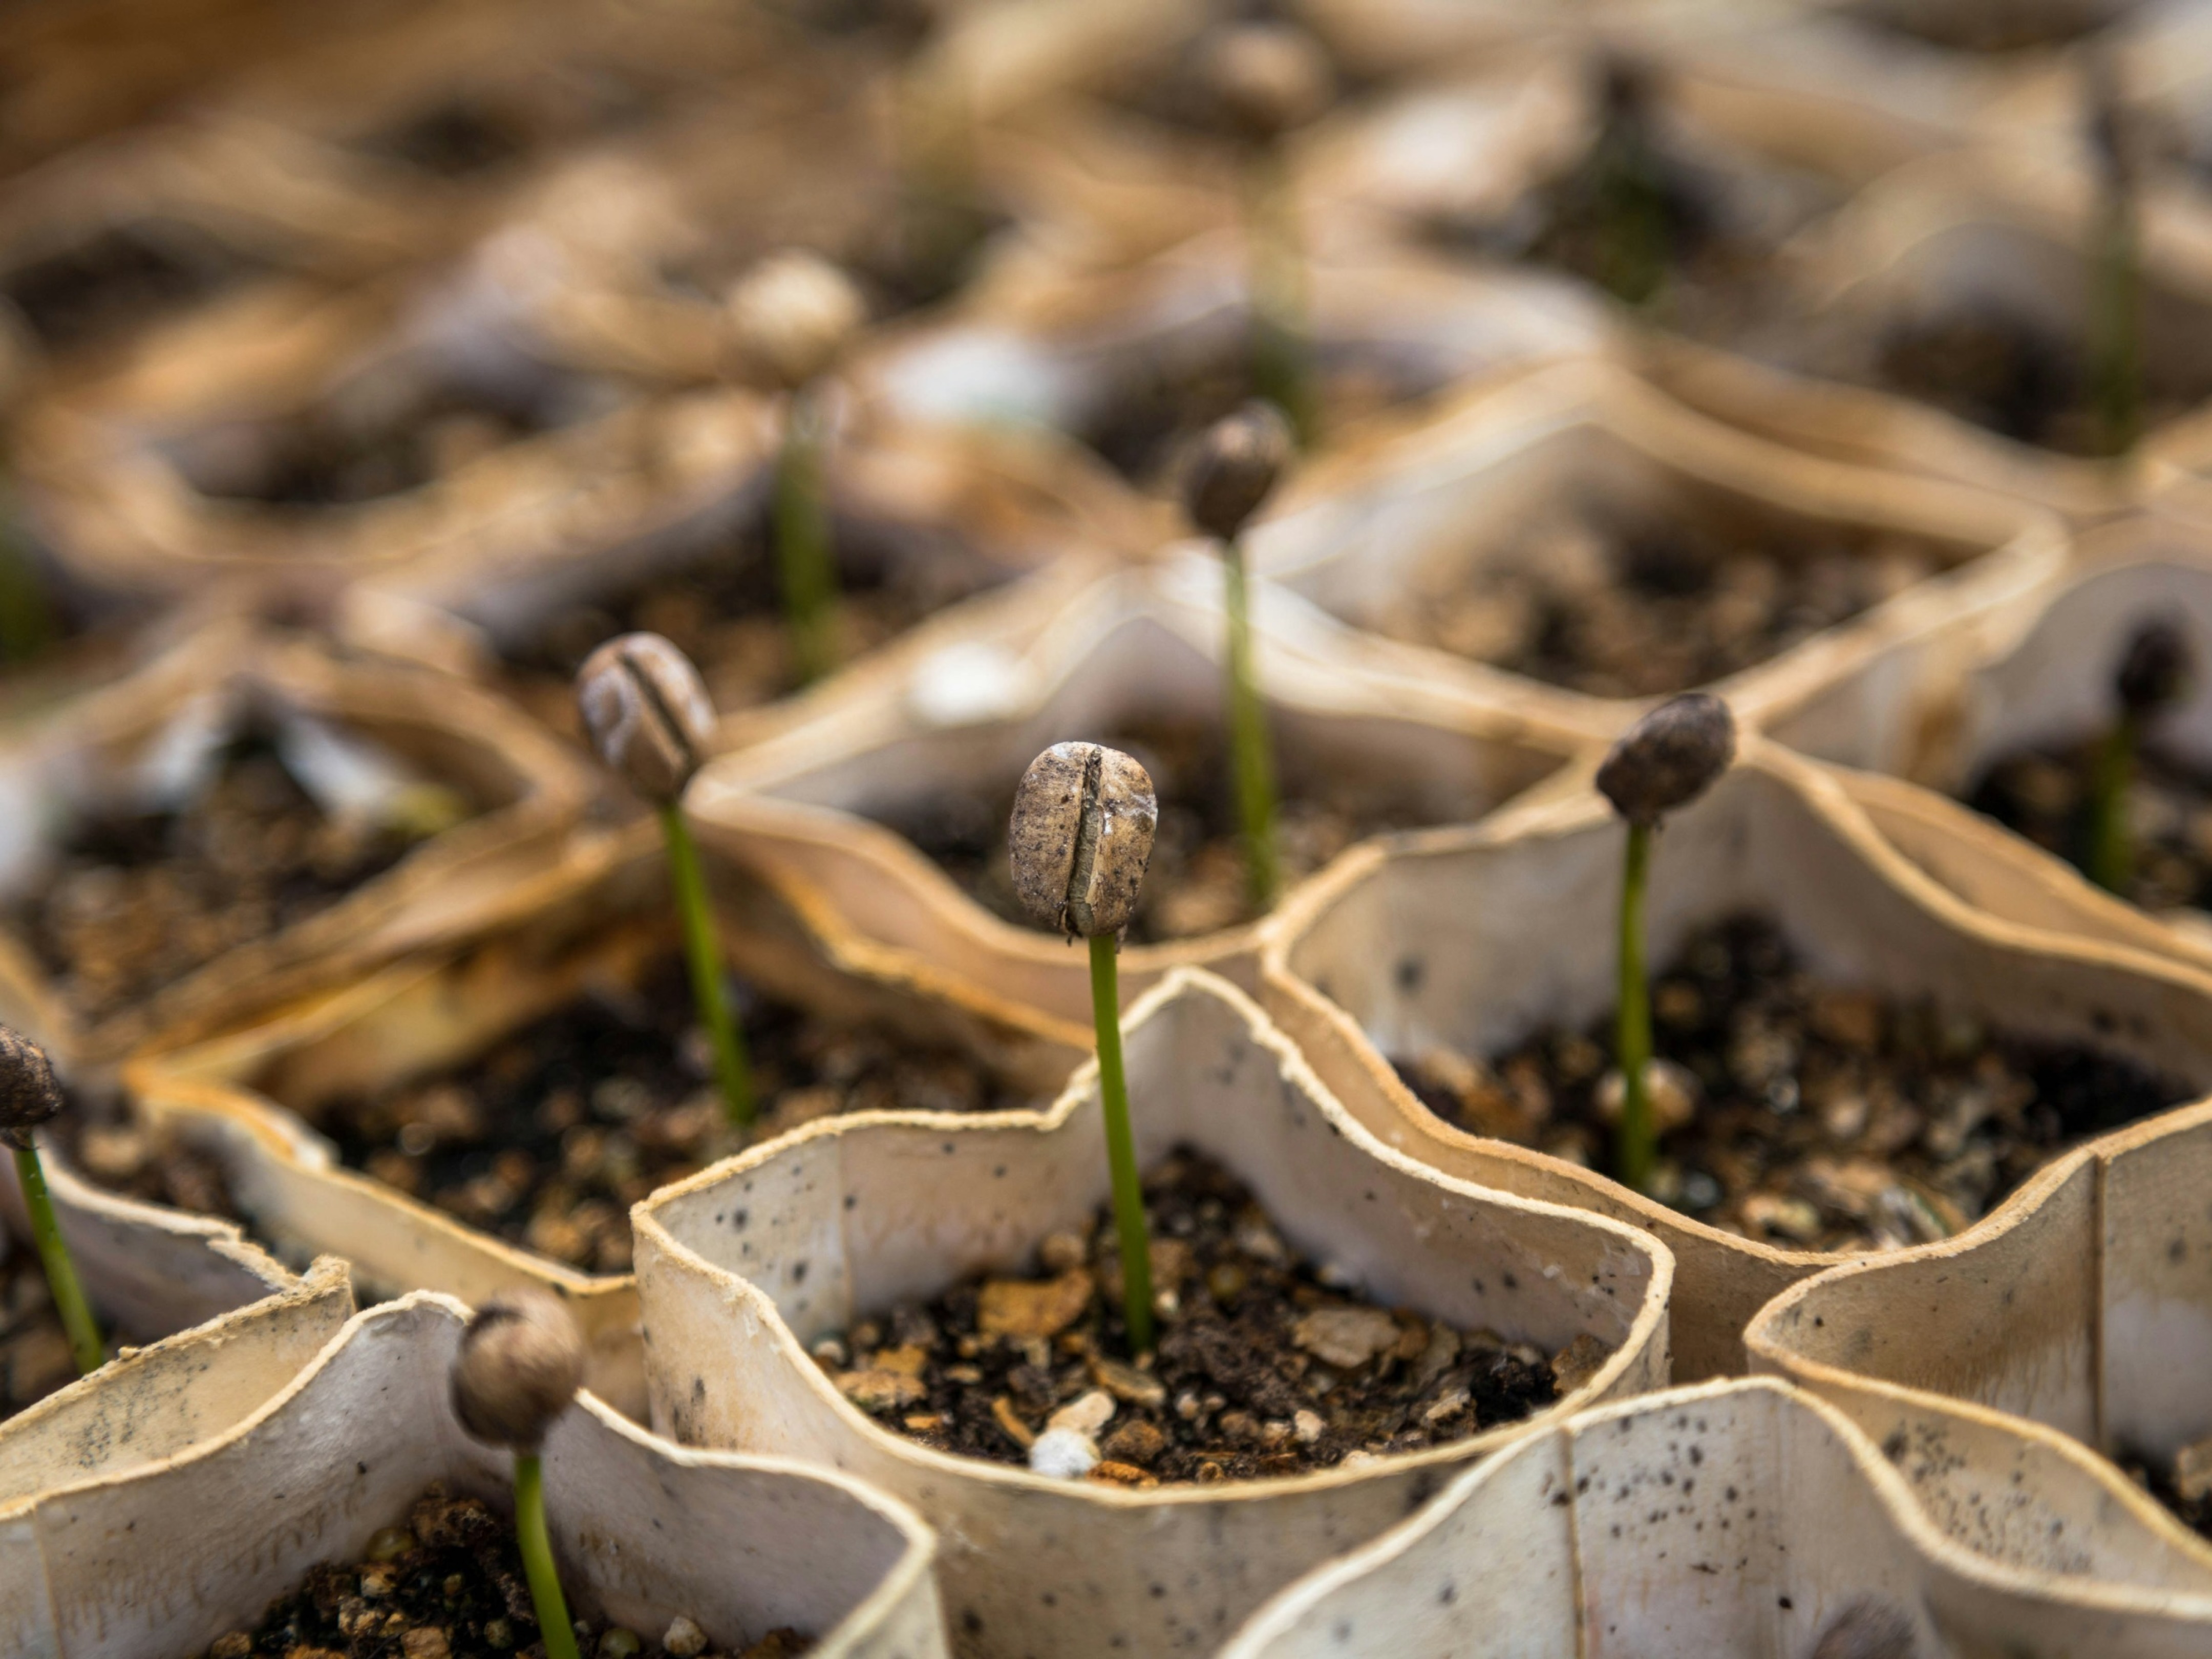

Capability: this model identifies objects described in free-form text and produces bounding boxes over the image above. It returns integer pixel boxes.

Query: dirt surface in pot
[1866,312,2198,459]
[2123,1442,2212,1544]
[4,221,271,353]
[815,1144,1604,1484]
[0,1248,82,1426]
[11,732,473,1025]
[876,715,1459,942]
[309,957,1038,1274]
[1393,913,2190,1251]
[188,1482,810,1658]
[507,506,1008,730]
[1968,734,2212,914]
[1371,506,1942,699]
[53,1112,243,1222]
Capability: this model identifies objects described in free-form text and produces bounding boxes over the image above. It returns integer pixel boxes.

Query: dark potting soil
[506,505,1006,727]
[308,958,1038,1275]
[11,734,470,1025]
[1373,508,1942,700]
[2122,1448,2212,1545]
[0,1247,80,1427]
[3,221,270,353]
[188,1483,810,1659]
[55,1112,243,1222]
[875,716,1452,943]
[816,1145,1603,1483]
[1968,734,2212,914]
[1393,914,2190,1252]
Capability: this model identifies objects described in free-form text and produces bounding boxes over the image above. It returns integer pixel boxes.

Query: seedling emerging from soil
[1589,53,1669,308]
[1203,22,1332,446]
[1010,742,1160,1351]
[577,633,754,1128]
[1593,692,1736,1193]
[0,1025,99,1374]
[2089,617,2193,894]
[728,251,867,685]
[2085,52,2143,458]
[451,1288,587,1659]
[1185,401,1292,911]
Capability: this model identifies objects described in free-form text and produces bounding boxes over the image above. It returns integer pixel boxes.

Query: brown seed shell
[1008,743,1157,939]
[2116,616,2192,716]
[0,1024,61,1151]
[1595,692,1737,828]
[450,1286,586,1453]
[576,632,717,803]
[1184,401,1293,542]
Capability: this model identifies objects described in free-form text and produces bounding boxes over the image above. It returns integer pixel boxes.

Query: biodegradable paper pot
[117,816,1084,1416]
[334,407,1148,746]
[632,970,1673,1659]
[1220,1376,2212,1659]
[0,1255,350,1505]
[0,1291,950,1658]
[689,565,1592,1041]
[1748,1099,2212,1572]
[13,274,775,609]
[0,621,589,1071]
[1245,358,2067,743]
[1259,737,2212,1380]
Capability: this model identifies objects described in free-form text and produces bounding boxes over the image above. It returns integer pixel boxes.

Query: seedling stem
[1245,151,1316,449]
[14,1142,99,1373]
[2087,710,2138,894]
[1089,932,1154,1354]
[1614,821,1656,1193]
[659,802,754,1128]
[2091,165,2141,459]
[513,1451,579,1659]
[1223,535,1281,910]
[775,391,836,686]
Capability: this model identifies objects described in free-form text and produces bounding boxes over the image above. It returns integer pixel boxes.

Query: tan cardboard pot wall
[1748,1099,2212,1570]
[12,273,778,610]
[0,621,589,1071]
[1221,1376,2212,1659]
[1246,358,2066,741]
[1258,737,2212,1380]
[115,818,1083,1415]
[0,1292,951,1658]
[335,408,1149,746]
[690,566,1591,1038]
[632,970,1672,1659]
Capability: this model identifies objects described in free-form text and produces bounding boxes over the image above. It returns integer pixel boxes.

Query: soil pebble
[877,716,1455,942]
[1968,734,2212,914]
[187,1482,810,1658]
[1394,913,2190,1251]
[11,730,472,1024]
[814,1144,1597,1482]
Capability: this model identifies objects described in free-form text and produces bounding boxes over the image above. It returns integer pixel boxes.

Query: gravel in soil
[1968,734,2212,914]
[11,732,471,1025]
[813,1144,1605,1484]
[4,221,270,353]
[1371,506,1941,700]
[506,506,1007,729]
[189,1482,809,1658]
[0,1246,82,1427]
[296,958,1039,1275]
[874,716,1453,943]
[1393,914,2191,1251]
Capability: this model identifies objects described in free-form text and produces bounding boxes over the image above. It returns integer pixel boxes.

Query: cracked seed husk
[0,1024,61,1152]
[576,632,718,803]
[1595,692,1737,827]
[1008,743,1157,938]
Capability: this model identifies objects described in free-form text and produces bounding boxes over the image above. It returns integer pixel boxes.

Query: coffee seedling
[2085,50,2143,459]
[1590,52,1670,308]
[1593,693,1736,1192]
[2089,616,2193,894]
[1202,22,1332,446]
[1185,401,1292,910]
[0,1025,100,1374]
[1010,741,1160,1351]
[577,633,754,1127]
[451,1288,588,1659]
[728,250,867,685]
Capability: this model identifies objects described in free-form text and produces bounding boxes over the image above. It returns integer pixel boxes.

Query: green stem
[14,1143,100,1375]
[1596,130,1667,308]
[0,480,52,667]
[1089,932,1153,1355]
[514,1452,580,1659]
[2087,711,2137,895]
[2091,183,2141,459]
[1614,822,1656,1194]
[1223,536,1281,912]
[659,803,754,1129]
[1244,148,1317,449]
[774,392,837,686]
